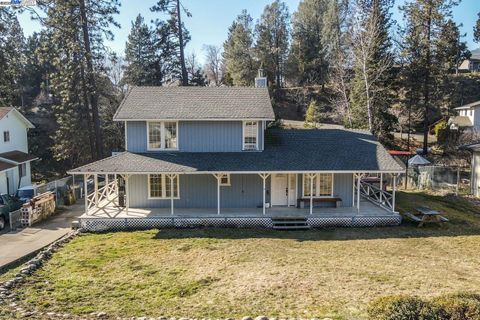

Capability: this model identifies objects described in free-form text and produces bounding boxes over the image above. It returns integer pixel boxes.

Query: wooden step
[272,217,310,230]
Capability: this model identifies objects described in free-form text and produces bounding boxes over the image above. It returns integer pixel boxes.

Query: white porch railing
[357,180,395,212]
[86,179,118,212]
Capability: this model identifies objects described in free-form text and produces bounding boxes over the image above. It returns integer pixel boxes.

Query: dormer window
[243,121,258,150]
[147,121,178,151]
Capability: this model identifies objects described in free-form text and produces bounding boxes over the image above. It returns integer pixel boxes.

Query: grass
[1,190,480,319]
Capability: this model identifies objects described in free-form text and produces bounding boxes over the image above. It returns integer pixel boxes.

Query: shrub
[367,295,437,320]
[432,293,480,320]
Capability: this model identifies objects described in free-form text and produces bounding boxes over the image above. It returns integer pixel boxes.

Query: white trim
[115,118,275,122]
[0,108,35,129]
[0,157,38,165]
[69,169,405,175]
[242,121,259,151]
[147,174,180,199]
[302,173,334,198]
[124,121,128,151]
[146,121,179,151]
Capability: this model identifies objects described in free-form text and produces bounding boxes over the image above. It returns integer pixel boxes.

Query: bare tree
[203,44,223,86]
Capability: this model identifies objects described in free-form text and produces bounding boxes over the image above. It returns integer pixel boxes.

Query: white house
[458,48,480,73]
[449,100,480,130]
[0,107,37,195]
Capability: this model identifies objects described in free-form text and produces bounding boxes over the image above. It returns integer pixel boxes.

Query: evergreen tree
[223,10,257,86]
[348,0,396,143]
[0,9,25,108]
[151,0,191,85]
[123,14,161,86]
[288,0,327,86]
[304,99,322,128]
[400,0,460,154]
[254,0,290,88]
[474,12,480,43]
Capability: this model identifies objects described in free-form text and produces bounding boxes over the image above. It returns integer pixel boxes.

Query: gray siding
[297,173,353,207]
[126,120,264,152]
[128,174,271,208]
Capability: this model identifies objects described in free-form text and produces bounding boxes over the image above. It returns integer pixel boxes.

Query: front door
[271,174,288,206]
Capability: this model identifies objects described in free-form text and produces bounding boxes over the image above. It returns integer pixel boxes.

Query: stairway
[271,217,311,230]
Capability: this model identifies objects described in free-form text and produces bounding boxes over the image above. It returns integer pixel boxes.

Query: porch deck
[82,199,395,219]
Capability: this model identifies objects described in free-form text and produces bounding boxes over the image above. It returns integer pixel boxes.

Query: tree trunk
[422,2,432,155]
[177,0,188,86]
[80,61,96,160]
[79,0,103,159]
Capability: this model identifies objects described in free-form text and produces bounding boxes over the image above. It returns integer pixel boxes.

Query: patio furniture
[411,206,449,227]
[297,197,342,208]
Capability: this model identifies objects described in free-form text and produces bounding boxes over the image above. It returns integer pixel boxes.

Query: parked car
[0,194,23,230]
[15,186,37,203]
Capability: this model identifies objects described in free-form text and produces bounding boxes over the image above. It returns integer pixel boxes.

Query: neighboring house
[460,143,480,197]
[459,48,480,73]
[69,78,404,231]
[449,100,480,130]
[0,107,37,195]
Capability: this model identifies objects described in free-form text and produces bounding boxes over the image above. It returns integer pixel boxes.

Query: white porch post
[124,174,130,216]
[169,174,174,216]
[352,173,356,207]
[392,174,397,212]
[83,174,88,215]
[94,173,99,207]
[380,173,383,203]
[357,173,361,212]
[309,173,314,215]
[213,174,221,215]
[258,173,270,215]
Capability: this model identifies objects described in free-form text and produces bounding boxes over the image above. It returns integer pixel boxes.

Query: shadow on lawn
[151,191,480,242]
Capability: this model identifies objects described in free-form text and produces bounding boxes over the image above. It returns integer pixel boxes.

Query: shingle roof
[448,116,473,127]
[114,86,275,121]
[0,107,12,120]
[69,129,404,174]
[0,151,38,164]
[0,160,16,173]
[455,100,480,110]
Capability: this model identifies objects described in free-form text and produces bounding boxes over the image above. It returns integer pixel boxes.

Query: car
[15,186,37,203]
[0,194,24,230]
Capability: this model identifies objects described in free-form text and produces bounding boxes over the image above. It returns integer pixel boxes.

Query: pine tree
[400,0,460,154]
[304,99,322,128]
[123,14,161,86]
[0,9,25,108]
[474,12,480,43]
[254,0,290,88]
[288,0,327,86]
[151,0,191,86]
[223,10,257,86]
[348,0,396,143]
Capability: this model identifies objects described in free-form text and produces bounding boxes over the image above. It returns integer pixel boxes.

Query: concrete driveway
[0,203,84,269]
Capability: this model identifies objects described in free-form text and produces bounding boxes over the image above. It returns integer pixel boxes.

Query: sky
[17,0,480,64]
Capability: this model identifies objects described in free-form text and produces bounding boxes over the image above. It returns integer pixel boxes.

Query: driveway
[0,202,84,269]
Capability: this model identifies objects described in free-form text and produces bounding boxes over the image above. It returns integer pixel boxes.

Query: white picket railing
[86,180,117,212]
[358,181,394,212]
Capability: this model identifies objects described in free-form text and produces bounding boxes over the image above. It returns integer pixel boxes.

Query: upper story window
[3,131,10,142]
[243,121,258,150]
[303,173,334,198]
[147,121,178,151]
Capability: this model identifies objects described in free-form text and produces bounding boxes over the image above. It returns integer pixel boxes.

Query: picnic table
[402,206,449,227]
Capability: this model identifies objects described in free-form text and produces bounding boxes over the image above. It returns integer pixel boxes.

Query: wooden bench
[297,197,342,208]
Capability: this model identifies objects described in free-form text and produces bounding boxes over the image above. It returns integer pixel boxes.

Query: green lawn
[2,191,480,319]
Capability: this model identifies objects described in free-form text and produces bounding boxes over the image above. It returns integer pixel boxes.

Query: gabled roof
[0,107,34,128]
[0,151,38,164]
[470,48,480,60]
[448,116,472,127]
[455,100,480,110]
[114,86,275,121]
[69,129,404,174]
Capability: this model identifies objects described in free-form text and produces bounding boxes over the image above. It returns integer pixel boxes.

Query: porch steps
[271,217,311,230]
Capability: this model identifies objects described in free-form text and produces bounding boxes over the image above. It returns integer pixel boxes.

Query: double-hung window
[3,131,10,143]
[219,174,230,186]
[303,173,333,197]
[148,174,180,199]
[243,121,258,150]
[147,122,178,150]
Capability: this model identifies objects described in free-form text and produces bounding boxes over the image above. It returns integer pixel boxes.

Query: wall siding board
[126,120,264,153]
[128,174,271,208]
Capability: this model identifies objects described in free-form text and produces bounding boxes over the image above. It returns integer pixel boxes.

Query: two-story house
[449,100,480,130]
[69,83,404,231]
[0,107,37,195]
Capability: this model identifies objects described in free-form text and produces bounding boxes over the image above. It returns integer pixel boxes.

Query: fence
[406,165,471,194]
[34,175,86,206]
[9,209,22,231]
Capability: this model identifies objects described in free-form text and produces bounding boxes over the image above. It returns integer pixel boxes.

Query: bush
[368,295,437,320]
[368,293,480,320]
[432,293,480,320]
